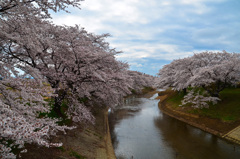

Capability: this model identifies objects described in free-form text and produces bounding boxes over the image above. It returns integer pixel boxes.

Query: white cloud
[80,0,149,24]
[129,62,143,68]
[51,0,239,75]
[115,43,194,61]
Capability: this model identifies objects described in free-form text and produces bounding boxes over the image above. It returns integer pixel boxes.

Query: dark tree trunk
[53,97,64,117]
[182,88,187,95]
[46,79,67,117]
[52,89,67,118]
[202,83,222,98]
[211,92,220,97]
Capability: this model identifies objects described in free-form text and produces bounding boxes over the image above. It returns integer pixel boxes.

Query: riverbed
[108,92,240,159]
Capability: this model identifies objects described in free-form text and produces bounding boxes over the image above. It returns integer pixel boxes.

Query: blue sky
[51,0,240,75]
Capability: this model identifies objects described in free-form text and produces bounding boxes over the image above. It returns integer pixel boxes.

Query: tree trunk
[211,92,220,97]
[182,88,187,95]
[53,97,64,117]
[52,89,67,118]
[202,85,220,97]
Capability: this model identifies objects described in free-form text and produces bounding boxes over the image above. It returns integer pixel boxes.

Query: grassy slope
[166,88,240,122]
[21,108,116,159]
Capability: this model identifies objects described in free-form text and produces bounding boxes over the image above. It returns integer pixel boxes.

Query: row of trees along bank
[157,51,240,108]
[0,1,156,158]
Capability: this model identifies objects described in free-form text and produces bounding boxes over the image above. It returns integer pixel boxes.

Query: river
[108,92,240,159]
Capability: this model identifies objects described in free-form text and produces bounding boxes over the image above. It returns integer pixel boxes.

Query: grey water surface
[108,93,240,159]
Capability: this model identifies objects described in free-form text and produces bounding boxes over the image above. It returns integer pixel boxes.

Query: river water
[108,92,240,159]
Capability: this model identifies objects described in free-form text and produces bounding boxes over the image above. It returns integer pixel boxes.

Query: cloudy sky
[51,0,240,75]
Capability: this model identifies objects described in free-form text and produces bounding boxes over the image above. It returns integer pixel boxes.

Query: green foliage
[131,89,137,94]
[78,97,89,103]
[188,87,205,95]
[167,88,240,122]
[130,87,154,95]
[0,139,22,157]
[166,90,185,108]
[142,86,154,93]
[57,146,65,152]
[69,150,86,159]
[38,98,72,126]
[39,98,57,118]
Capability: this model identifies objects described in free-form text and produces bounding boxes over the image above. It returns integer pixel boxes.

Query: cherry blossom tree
[187,52,240,97]
[157,51,240,108]
[180,90,221,108]
[0,0,83,17]
[0,0,85,158]
[0,0,155,157]
[0,64,75,158]
[0,0,136,118]
[127,70,156,93]
[0,15,132,120]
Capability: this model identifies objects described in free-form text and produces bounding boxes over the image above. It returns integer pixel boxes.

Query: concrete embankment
[96,110,116,159]
[223,126,240,145]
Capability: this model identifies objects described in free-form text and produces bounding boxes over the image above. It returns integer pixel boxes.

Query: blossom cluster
[157,51,240,108]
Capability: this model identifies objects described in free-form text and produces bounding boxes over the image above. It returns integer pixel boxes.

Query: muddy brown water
[109,92,240,159]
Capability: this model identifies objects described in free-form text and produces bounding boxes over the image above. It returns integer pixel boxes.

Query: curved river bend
[109,92,240,159]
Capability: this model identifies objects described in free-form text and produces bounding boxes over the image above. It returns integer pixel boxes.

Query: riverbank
[20,88,157,159]
[157,90,240,144]
[21,108,116,159]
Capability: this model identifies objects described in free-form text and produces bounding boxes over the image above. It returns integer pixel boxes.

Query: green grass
[57,146,65,152]
[166,90,185,108]
[69,150,86,159]
[166,88,240,122]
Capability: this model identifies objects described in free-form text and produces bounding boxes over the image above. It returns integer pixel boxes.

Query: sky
[51,0,240,75]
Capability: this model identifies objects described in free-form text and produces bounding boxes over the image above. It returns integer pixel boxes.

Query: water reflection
[109,93,240,159]
[154,113,240,159]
